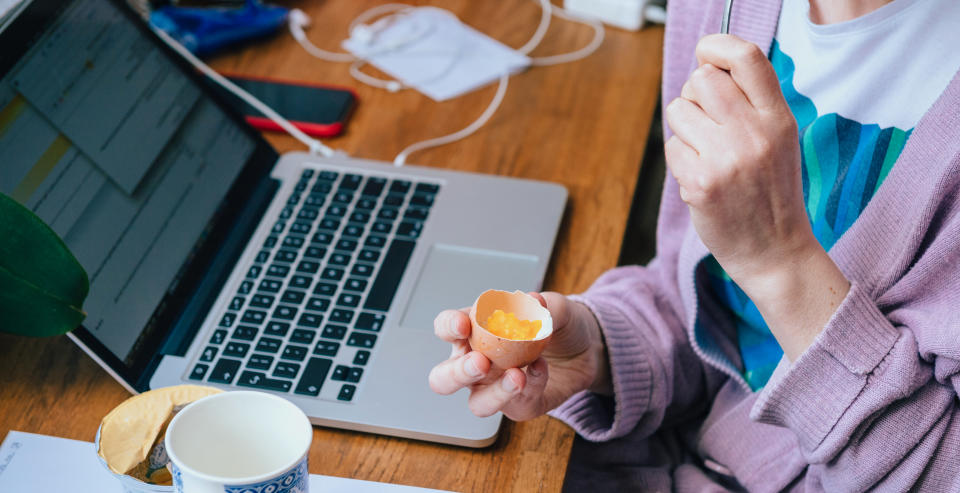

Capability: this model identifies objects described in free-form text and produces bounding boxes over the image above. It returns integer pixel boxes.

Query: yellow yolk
[485,310,541,340]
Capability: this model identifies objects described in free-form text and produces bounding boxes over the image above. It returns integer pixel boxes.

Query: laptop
[0,0,566,447]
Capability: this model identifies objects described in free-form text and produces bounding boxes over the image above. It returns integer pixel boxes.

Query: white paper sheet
[0,431,455,493]
[343,7,530,101]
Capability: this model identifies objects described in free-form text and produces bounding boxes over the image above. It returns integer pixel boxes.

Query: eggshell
[468,289,553,369]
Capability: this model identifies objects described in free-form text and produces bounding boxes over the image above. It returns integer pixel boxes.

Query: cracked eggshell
[468,289,553,369]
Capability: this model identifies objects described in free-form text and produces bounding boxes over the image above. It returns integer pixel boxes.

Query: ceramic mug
[164,391,312,493]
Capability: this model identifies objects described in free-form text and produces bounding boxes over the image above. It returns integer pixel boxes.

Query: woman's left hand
[664,34,849,361]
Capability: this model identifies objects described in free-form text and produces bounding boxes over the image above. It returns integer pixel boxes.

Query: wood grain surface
[0,2,662,491]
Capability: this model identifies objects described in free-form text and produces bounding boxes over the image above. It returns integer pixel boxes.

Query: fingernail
[501,374,518,392]
[464,357,482,377]
[528,365,542,378]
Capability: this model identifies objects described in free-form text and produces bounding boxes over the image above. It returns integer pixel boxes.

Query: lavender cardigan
[549,0,960,490]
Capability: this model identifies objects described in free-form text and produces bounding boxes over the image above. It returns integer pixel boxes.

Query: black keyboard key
[305,193,325,207]
[273,362,301,379]
[351,263,374,277]
[313,282,337,297]
[298,312,323,328]
[396,221,423,238]
[404,207,429,221]
[344,278,368,292]
[297,207,319,221]
[356,198,376,210]
[378,208,399,220]
[232,325,258,340]
[371,221,392,234]
[189,363,209,380]
[365,239,415,311]
[389,180,411,194]
[266,264,290,278]
[341,174,363,190]
[361,178,386,197]
[241,310,266,325]
[330,309,354,324]
[290,275,312,290]
[312,181,333,193]
[282,236,305,249]
[294,180,308,192]
[358,249,380,263]
[282,344,309,361]
[256,337,283,353]
[321,324,348,340]
[356,312,385,332]
[337,293,360,308]
[347,367,363,383]
[255,251,270,264]
[263,236,278,249]
[328,253,350,266]
[249,294,275,309]
[237,280,254,295]
[209,359,241,384]
[327,205,347,217]
[229,296,245,311]
[220,312,237,327]
[347,331,377,349]
[209,329,228,345]
[353,350,370,366]
[333,191,353,204]
[272,221,285,233]
[313,231,334,244]
[303,246,326,259]
[318,170,338,181]
[295,357,333,396]
[273,305,297,320]
[321,267,344,281]
[332,365,349,381]
[416,183,440,194]
[314,340,340,356]
[274,249,298,263]
[338,384,356,401]
[223,342,250,358]
[364,235,387,248]
[410,193,435,207]
[248,354,273,370]
[301,169,314,179]
[383,194,404,207]
[200,346,218,362]
[291,329,316,345]
[349,211,370,224]
[264,321,290,337]
[343,224,364,237]
[246,265,261,279]
[259,279,282,293]
[297,260,320,274]
[335,239,358,252]
[290,222,311,234]
[318,218,340,231]
[279,206,293,220]
[237,371,291,392]
[306,297,330,312]
[281,290,305,305]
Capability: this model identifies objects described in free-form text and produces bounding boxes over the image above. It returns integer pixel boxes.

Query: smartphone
[219,74,357,137]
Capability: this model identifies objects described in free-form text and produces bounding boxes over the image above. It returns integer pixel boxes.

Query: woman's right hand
[427,292,611,421]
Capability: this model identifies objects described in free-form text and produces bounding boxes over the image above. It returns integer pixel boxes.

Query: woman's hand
[428,292,610,421]
[664,34,849,360]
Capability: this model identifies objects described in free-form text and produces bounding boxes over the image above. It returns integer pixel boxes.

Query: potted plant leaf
[0,192,88,337]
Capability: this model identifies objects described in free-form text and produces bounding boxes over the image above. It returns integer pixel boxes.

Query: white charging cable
[154,26,337,157]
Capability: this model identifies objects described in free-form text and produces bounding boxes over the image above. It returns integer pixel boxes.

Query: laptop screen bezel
[1,0,281,390]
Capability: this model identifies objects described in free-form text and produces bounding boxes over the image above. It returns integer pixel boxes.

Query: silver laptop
[0,0,565,447]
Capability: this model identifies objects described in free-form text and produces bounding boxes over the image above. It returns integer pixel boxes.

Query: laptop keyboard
[188,168,439,403]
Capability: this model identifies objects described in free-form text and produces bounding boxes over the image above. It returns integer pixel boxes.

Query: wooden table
[0,2,663,491]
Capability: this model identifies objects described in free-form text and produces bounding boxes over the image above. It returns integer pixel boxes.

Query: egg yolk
[485,310,541,340]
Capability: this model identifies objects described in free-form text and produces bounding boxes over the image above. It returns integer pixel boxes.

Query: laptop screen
[0,0,270,378]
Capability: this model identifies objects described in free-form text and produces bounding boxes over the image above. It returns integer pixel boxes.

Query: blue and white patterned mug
[164,391,312,493]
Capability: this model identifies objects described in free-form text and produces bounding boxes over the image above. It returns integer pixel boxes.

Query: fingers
[664,97,715,153]
[467,368,526,417]
[682,64,751,124]
[694,34,782,110]
[664,136,705,205]
[433,309,471,343]
[428,351,491,395]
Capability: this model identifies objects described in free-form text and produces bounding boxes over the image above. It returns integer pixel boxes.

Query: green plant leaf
[0,192,89,337]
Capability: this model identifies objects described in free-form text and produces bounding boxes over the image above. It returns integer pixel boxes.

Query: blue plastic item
[150,0,289,57]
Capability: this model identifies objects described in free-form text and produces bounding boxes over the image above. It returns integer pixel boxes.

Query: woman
[430,0,960,490]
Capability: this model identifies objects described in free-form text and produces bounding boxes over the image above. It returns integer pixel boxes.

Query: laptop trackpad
[399,244,540,330]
